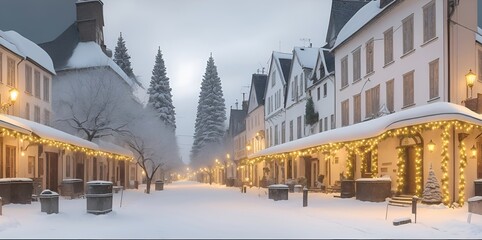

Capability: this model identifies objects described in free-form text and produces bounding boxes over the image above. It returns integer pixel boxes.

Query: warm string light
[396,147,406,194]
[415,145,422,197]
[458,140,467,206]
[371,147,378,178]
[441,124,451,206]
[345,150,354,180]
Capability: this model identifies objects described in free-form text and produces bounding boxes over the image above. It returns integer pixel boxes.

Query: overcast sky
[102,0,331,165]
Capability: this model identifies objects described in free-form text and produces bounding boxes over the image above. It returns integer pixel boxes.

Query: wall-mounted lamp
[427,140,435,152]
[466,69,477,99]
[471,145,477,158]
[1,88,19,113]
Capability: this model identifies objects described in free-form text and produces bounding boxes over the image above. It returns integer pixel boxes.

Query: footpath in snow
[1,180,482,238]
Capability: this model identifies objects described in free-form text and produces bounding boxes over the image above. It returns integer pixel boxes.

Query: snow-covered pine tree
[305,97,318,126]
[190,54,226,165]
[113,32,134,78]
[147,47,176,130]
[422,165,442,204]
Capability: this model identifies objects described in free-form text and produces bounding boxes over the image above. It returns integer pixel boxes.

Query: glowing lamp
[9,88,19,103]
[471,145,477,158]
[466,69,477,98]
[427,140,435,153]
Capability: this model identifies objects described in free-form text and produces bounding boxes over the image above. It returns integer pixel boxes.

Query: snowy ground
[1,181,482,239]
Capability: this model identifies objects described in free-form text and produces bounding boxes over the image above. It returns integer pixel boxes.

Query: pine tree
[113,32,135,78]
[190,54,226,164]
[147,48,176,130]
[422,165,442,204]
[305,97,319,125]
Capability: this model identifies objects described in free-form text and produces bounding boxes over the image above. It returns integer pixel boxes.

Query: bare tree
[53,68,137,141]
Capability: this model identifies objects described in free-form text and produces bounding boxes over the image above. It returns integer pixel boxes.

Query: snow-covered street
[0,181,482,239]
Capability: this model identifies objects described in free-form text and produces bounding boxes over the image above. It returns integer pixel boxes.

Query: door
[311,160,319,188]
[5,145,16,178]
[75,154,84,180]
[45,152,59,192]
[403,147,417,195]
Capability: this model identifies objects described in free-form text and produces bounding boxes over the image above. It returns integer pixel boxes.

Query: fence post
[303,187,308,207]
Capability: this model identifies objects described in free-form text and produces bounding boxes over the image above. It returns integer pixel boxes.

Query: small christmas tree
[305,97,319,126]
[422,165,442,204]
[114,32,135,78]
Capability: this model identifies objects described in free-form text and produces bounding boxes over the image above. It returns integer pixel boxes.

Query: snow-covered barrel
[268,184,289,201]
[86,181,113,214]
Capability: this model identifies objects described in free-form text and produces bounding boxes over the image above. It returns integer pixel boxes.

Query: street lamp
[1,88,19,113]
[466,69,476,99]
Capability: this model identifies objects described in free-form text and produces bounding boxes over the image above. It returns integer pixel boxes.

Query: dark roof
[228,108,247,136]
[279,58,292,84]
[324,0,369,49]
[39,23,79,70]
[252,74,268,105]
[0,0,77,44]
[323,50,335,73]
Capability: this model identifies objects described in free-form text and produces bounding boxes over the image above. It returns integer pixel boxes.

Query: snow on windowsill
[87,180,113,185]
[356,177,391,182]
[0,178,33,182]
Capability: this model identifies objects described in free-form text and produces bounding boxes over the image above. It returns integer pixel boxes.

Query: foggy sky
[102,0,331,165]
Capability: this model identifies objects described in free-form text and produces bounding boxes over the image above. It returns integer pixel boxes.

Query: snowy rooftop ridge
[65,42,135,88]
[333,0,396,50]
[96,139,134,158]
[294,47,318,69]
[272,51,292,60]
[476,27,482,45]
[0,30,56,74]
[251,102,482,158]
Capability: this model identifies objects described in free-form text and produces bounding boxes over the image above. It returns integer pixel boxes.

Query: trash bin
[155,180,164,191]
[86,181,113,214]
[268,184,289,201]
[39,189,59,214]
[60,179,84,199]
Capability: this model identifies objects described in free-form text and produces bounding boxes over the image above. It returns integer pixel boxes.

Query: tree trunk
[146,178,152,194]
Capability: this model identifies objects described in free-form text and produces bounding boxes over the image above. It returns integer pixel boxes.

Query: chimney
[76,0,108,54]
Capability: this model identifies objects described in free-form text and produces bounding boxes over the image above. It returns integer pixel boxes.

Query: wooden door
[46,152,59,192]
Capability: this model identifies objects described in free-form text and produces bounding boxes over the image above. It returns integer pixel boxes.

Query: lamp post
[466,69,476,99]
[1,88,19,113]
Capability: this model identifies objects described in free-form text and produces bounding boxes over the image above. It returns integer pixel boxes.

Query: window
[266,128,269,147]
[44,109,50,126]
[34,105,40,123]
[299,73,304,97]
[25,65,32,94]
[341,56,348,88]
[365,85,380,118]
[289,120,293,141]
[323,83,327,98]
[363,151,372,178]
[28,156,35,175]
[403,71,415,107]
[384,27,393,65]
[281,121,286,144]
[43,76,50,102]
[294,76,299,101]
[331,114,335,130]
[386,79,394,113]
[25,103,30,120]
[429,59,439,99]
[366,39,374,74]
[7,58,15,87]
[317,87,321,100]
[271,71,276,87]
[34,70,41,98]
[324,117,328,131]
[423,0,436,43]
[0,53,2,83]
[353,47,361,82]
[297,116,302,139]
[274,125,279,145]
[479,50,482,82]
[269,127,273,147]
[403,14,414,54]
[319,118,323,132]
[66,156,71,178]
[353,94,361,123]
[6,146,16,178]
[341,99,349,127]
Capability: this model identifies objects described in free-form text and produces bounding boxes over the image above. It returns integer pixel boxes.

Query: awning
[250,102,482,158]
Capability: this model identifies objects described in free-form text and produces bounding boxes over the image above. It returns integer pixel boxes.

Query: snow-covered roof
[65,42,135,88]
[0,30,56,74]
[6,114,98,150]
[96,140,134,159]
[251,102,482,158]
[333,0,396,50]
[294,47,318,69]
[476,27,482,45]
[0,114,33,134]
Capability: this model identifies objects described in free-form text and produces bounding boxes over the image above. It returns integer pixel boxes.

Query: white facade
[265,52,291,149]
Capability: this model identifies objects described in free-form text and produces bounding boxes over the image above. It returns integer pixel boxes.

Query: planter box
[341,180,355,198]
[355,178,391,202]
[60,179,84,199]
[268,184,288,201]
[475,180,482,196]
[468,196,482,215]
[86,181,113,214]
[0,178,33,204]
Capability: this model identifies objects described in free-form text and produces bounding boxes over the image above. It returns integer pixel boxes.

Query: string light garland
[441,124,451,206]
[396,147,406,194]
[458,140,467,206]
[371,147,378,178]
[414,145,422,197]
